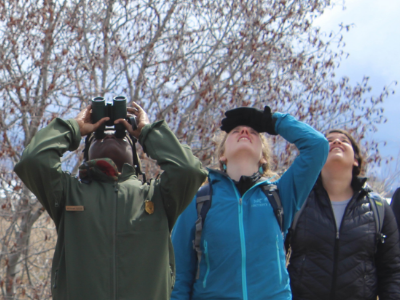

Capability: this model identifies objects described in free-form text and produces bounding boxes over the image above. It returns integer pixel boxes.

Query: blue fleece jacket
[171,113,329,300]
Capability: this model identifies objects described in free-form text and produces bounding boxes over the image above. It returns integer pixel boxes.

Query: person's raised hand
[114,102,150,139]
[74,105,109,137]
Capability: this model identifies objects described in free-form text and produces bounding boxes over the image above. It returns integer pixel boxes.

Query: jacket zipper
[276,235,282,284]
[230,181,248,300]
[113,182,119,300]
[238,196,248,300]
[330,235,340,300]
[203,240,210,288]
[227,179,271,300]
[328,190,361,300]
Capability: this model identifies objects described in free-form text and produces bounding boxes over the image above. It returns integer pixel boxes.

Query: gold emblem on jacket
[145,200,154,214]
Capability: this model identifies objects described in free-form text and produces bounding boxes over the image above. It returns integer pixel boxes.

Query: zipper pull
[380,233,386,244]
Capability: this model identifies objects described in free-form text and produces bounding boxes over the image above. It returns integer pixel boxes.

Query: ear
[220,156,227,163]
[353,158,359,167]
[260,158,267,165]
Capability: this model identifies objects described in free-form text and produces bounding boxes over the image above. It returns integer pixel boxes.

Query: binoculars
[91,96,137,139]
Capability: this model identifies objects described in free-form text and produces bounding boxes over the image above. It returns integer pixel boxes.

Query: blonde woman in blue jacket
[171,106,329,300]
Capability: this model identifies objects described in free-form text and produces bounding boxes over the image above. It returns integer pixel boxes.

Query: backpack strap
[261,184,284,236]
[192,183,212,280]
[368,192,386,244]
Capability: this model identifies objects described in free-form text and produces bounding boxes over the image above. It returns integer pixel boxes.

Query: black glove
[220,106,277,135]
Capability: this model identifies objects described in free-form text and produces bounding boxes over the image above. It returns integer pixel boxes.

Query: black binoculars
[91,96,137,139]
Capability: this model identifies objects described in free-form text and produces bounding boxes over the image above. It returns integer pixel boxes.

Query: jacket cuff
[64,119,82,151]
[272,112,289,133]
[138,120,164,153]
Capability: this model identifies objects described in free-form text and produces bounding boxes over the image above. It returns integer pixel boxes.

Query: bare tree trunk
[4,187,44,300]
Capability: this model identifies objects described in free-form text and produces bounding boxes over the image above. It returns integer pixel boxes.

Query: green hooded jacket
[14,118,207,300]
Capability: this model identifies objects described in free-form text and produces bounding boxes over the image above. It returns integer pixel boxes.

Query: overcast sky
[314,0,400,189]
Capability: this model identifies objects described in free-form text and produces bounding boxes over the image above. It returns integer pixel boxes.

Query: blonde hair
[215,131,277,179]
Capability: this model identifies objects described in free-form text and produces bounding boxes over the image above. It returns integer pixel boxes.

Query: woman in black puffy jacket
[287,129,400,300]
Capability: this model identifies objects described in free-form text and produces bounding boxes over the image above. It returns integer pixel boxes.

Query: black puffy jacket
[287,177,400,300]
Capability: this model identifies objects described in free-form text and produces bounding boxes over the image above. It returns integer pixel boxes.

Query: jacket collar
[351,176,370,193]
[79,158,136,183]
[314,175,370,201]
[206,168,229,186]
[207,168,270,186]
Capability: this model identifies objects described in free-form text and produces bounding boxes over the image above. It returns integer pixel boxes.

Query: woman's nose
[240,127,250,134]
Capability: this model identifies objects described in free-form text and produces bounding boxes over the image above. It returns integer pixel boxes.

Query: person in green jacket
[14,102,207,300]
